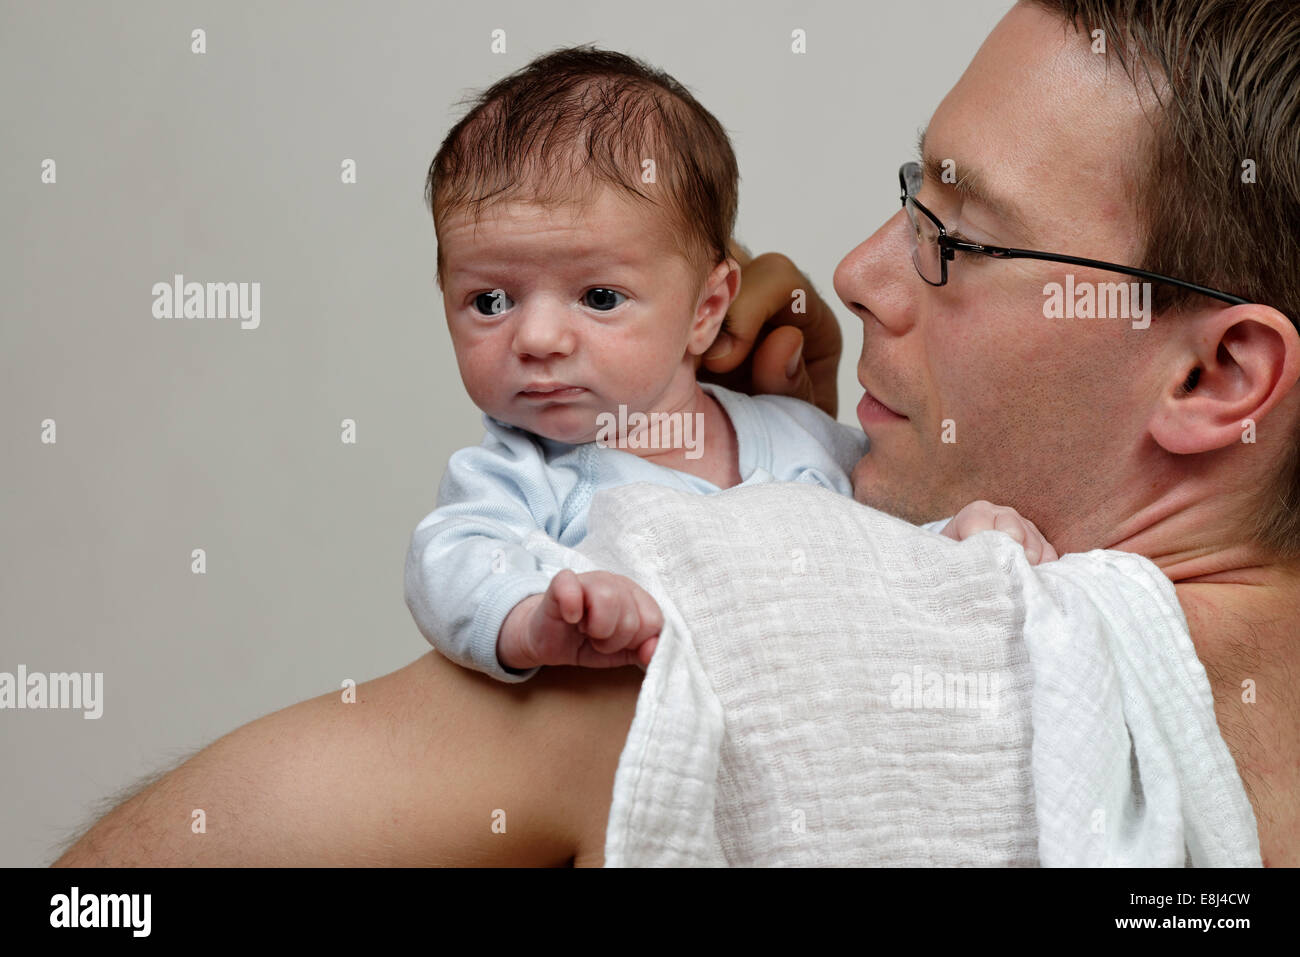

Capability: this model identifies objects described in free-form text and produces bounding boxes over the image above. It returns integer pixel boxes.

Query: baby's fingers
[990,509,1029,545]
[583,574,658,655]
[588,603,641,653]
[572,645,641,670]
[943,500,996,540]
[630,585,663,646]
[1022,519,1060,565]
[636,637,659,669]
[543,569,585,625]
[578,574,635,647]
[996,513,1058,565]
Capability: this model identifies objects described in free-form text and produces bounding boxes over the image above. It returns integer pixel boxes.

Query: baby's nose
[511,304,577,358]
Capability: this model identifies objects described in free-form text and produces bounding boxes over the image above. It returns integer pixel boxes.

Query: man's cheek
[928,371,975,450]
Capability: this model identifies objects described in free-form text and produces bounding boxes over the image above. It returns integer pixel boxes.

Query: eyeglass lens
[901,163,942,284]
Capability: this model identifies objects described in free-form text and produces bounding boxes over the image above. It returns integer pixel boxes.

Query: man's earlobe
[1149,305,1300,455]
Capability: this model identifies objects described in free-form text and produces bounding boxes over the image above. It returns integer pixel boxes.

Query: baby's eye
[472,289,513,316]
[583,287,626,311]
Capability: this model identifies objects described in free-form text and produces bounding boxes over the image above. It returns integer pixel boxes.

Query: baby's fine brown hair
[426,45,740,288]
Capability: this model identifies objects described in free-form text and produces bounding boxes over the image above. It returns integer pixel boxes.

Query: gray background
[0,0,1011,866]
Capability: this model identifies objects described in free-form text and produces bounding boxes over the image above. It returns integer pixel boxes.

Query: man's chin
[850,455,945,525]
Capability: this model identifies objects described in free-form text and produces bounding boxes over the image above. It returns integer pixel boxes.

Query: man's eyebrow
[916,128,1033,241]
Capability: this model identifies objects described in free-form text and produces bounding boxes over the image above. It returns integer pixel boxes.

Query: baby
[405,46,1055,683]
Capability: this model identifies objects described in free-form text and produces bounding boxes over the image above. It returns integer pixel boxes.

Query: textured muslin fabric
[405,382,867,682]
[525,480,1261,867]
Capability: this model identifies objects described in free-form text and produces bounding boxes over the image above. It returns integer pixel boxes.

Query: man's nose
[511,303,576,359]
[832,209,916,336]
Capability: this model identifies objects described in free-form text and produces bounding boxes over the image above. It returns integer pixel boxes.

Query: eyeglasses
[899,160,1249,307]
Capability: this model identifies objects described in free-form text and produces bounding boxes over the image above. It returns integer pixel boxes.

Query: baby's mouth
[518,385,587,400]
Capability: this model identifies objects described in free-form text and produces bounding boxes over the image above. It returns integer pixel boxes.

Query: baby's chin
[491,405,602,446]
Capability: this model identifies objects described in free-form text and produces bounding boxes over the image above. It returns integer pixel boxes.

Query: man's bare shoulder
[517,660,645,866]
[1177,582,1300,867]
[54,652,642,867]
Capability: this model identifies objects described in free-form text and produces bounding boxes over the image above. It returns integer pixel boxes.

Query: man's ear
[686,257,741,359]
[1149,303,1300,454]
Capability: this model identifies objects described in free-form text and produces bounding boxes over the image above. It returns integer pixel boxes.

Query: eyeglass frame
[898,160,1250,308]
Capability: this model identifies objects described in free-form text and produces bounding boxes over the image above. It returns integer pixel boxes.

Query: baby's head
[426,46,740,444]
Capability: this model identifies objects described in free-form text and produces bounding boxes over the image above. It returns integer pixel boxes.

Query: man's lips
[856,387,907,426]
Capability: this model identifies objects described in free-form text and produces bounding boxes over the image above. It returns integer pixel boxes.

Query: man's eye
[946,232,987,263]
[472,290,513,315]
[583,287,626,311]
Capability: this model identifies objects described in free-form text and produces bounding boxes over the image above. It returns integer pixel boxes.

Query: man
[56,0,1299,866]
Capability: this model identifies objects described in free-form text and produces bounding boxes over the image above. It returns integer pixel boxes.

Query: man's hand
[498,570,663,672]
[940,501,1060,566]
[698,241,842,419]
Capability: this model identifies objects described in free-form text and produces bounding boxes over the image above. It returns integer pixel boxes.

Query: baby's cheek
[624,336,685,386]
[455,346,509,409]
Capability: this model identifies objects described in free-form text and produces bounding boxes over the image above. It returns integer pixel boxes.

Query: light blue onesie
[403,381,870,682]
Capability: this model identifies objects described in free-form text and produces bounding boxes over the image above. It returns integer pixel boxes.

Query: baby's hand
[498,569,663,672]
[940,500,1060,565]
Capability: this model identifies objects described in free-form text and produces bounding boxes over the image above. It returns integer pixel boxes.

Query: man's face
[834,2,1170,548]
[439,185,710,444]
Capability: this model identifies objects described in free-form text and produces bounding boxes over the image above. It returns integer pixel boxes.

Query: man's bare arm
[53,651,642,867]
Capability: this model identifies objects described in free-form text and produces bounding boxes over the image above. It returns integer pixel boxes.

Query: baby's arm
[405,424,662,681]
[405,429,571,683]
[939,500,1059,565]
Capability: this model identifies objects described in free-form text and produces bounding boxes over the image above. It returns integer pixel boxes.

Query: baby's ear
[687,257,741,357]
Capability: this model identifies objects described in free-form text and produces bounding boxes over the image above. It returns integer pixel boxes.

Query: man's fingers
[716,253,826,361]
[702,253,797,374]
[726,238,755,269]
[704,252,841,363]
[698,251,842,418]
[749,325,816,405]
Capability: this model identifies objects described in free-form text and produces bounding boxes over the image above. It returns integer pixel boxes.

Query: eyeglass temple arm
[945,240,1250,306]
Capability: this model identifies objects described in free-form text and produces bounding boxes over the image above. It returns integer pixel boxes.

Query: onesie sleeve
[403,420,571,683]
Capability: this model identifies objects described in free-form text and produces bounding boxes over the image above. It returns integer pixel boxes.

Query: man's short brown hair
[1028,0,1300,556]
[425,45,739,288]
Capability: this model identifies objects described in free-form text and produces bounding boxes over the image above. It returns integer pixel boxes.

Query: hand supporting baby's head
[424,46,742,446]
